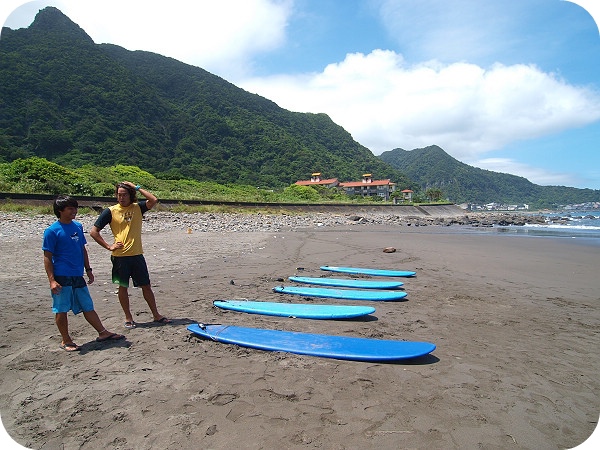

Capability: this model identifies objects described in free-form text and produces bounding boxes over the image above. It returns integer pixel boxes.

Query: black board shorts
[111,254,151,287]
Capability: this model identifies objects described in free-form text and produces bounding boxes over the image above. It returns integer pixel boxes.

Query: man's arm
[90,226,123,252]
[83,246,94,284]
[138,186,158,210]
[43,250,61,294]
[90,208,123,251]
[123,181,158,209]
[121,181,158,210]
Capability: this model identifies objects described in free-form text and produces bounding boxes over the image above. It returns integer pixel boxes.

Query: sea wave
[524,223,600,231]
[495,219,600,245]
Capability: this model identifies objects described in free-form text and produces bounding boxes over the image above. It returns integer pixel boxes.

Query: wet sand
[1,217,599,449]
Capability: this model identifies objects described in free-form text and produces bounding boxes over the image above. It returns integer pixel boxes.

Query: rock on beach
[0,210,549,238]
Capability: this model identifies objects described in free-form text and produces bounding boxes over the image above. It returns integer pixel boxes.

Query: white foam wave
[524,223,600,231]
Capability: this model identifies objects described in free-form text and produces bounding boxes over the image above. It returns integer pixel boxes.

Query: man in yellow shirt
[90,181,170,329]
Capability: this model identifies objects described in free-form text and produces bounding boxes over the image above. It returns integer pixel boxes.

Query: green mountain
[0,7,412,189]
[379,145,599,208]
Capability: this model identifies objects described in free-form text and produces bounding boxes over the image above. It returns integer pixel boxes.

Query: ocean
[494,210,600,245]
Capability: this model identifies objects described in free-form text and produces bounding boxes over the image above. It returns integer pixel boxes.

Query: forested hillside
[379,146,599,208]
[2,7,597,208]
[0,7,412,189]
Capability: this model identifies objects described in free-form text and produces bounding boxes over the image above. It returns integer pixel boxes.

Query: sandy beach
[1,212,598,449]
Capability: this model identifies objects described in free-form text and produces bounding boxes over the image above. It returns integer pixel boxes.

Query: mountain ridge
[0,7,411,189]
[379,145,599,207]
[1,7,597,208]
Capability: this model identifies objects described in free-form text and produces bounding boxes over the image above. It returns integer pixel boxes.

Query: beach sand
[1,219,599,449]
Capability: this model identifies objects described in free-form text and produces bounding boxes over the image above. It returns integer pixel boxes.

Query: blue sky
[1,0,600,190]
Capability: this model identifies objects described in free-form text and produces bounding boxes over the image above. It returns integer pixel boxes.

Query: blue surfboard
[188,323,435,362]
[273,285,407,301]
[321,265,416,277]
[289,276,404,289]
[213,300,375,319]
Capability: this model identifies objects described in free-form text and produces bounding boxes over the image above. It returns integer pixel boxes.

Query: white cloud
[3,0,293,79]
[239,49,600,160]
[61,0,292,78]
[472,158,578,186]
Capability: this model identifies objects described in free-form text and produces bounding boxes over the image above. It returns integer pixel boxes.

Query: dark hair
[115,183,137,203]
[53,195,78,218]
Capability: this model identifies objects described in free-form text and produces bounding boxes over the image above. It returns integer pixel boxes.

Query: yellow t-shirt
[108,203,144,256]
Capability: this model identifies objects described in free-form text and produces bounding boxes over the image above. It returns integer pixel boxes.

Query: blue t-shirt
[42,220,87,276]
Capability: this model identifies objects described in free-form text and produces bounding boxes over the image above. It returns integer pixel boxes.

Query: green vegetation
[0,202,53,214]
[2,7,596,210]
[0,7,412,191]
[0,201,97,215]
[0,157,395,206]
[425,188,444,202]
[380,146,599,209]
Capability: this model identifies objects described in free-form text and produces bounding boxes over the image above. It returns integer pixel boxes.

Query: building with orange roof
[294,173,339,188]
[400,189,413,202]
[339,174,396,200]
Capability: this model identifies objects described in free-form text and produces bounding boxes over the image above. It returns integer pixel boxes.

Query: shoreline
[2,209,599,250]
[1,214,599,448]
[0,207,593,232]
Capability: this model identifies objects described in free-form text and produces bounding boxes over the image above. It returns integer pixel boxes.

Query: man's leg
[140,284,168,322]
[55,312,78,350]
[118,286,134,324]
[82,309,117,340]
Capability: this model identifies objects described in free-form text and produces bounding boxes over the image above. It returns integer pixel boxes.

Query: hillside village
[295,173,599,212]
[295,172,410,202]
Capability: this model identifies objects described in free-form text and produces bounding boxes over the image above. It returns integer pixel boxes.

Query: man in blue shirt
[43,195,124,351]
